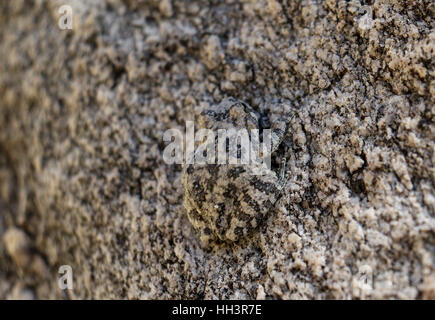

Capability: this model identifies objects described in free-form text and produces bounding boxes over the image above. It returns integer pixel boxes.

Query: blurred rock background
[0,0,433,299]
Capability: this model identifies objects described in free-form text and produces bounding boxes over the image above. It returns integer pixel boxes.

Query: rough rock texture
[0,0,434,299]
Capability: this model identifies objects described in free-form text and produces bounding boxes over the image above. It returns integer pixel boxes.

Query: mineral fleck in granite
[0,0,434,299]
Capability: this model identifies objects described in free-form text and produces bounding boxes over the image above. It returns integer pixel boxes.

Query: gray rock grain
[0,0,433,299]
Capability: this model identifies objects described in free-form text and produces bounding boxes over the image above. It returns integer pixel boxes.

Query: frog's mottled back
[183,162,281,243]
[182,97,291,245]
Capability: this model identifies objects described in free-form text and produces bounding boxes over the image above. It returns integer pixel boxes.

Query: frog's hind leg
[265,102,295,192]
[266,102,294,153]
[277,157,290,191]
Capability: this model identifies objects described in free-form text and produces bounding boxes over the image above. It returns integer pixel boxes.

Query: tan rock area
[0,0,433,299]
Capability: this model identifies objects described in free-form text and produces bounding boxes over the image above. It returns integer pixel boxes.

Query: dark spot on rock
[234,227,244,237]
[228,166,246,179]
[187,208,203,222]
[263,199,274,210]
[216,202,226,215]
[223,183,237,198]
[192,180,206,204]
[206,164,219,176]
[186,164,194,174]
[238,211,252,223]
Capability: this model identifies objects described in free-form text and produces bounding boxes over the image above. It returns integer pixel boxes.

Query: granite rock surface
[0,0,434,299]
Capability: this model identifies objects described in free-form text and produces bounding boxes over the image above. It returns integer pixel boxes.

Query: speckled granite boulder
[0,0,433,299]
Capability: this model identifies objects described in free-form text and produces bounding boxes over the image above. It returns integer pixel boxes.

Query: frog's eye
[259,114,270,129]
